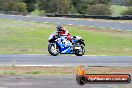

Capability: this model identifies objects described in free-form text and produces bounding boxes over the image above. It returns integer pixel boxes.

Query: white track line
[68,24,73,25]
[120,22,125,23]
[117,29,123,31]
[111,28,115,30]
[0,64,65,67]
[105,21,112,22]
[79,25,83,26]
[88,19,94,21]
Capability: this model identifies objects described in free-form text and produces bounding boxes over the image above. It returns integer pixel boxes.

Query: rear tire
[75,46,85,56]
[48,43,60,56]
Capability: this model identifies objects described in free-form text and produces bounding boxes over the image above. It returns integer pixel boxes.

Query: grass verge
[0,66,131,75]
[0,18,132,55]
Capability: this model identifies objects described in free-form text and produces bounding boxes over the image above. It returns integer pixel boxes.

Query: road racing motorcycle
[48,32,85,56]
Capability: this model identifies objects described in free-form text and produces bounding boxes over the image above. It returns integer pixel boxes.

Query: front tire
[48,43,60,56]
[75,46,85,56]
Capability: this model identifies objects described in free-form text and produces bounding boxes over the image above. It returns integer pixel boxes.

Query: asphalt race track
[0,76,131,88]
[0,55,131,88]
[0,14,132,30]
[0,54,131,66]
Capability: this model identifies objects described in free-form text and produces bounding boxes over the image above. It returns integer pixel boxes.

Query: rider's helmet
[56,25,63,31]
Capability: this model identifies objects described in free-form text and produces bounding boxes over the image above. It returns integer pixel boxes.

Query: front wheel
[48,43,60,56]
[75,46,85,56]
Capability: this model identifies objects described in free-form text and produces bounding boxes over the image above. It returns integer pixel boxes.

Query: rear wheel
[48,43,60,56]
[75,45,85,56]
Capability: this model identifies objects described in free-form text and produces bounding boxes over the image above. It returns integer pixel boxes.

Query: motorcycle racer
[48,25,85,56]
[56,25,72,42]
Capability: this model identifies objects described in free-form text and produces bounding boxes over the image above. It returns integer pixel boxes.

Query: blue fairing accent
[57,42,72,54]
[56,36,74,54]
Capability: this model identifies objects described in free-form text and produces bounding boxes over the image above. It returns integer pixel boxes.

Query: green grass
[26,71,44,75]
[110,5,128,16]
[0,19,53,54]
[0,70,69,75]
[25,71,70,75]
[0,18,132,55]
[2,71,16,75]
[0,66,75,75]
[0,66,131,75]
[69,27,132,55]
[30,9,45,16]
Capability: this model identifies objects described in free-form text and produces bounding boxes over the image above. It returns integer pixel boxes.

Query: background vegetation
[0,0,132,15]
